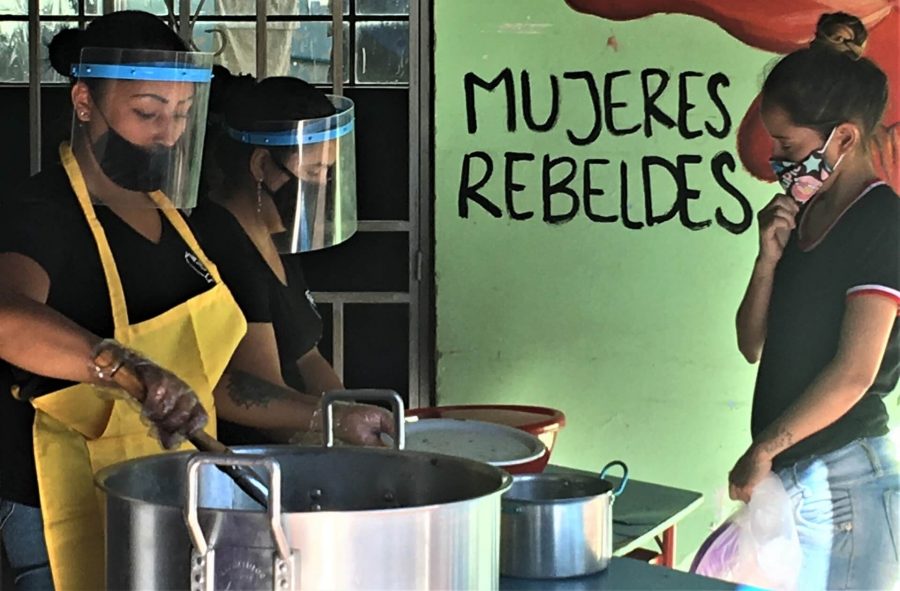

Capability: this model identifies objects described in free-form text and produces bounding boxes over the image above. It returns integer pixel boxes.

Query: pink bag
[690,474,801,591]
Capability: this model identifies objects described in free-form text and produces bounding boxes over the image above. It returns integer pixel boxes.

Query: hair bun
[47,27,84,77]
[812,12,867,60]
[209,65,257,118]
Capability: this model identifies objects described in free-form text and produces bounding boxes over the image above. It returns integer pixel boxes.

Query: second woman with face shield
[192,68,393,446]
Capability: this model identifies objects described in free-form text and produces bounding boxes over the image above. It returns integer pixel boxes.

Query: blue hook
[599,460,629,496]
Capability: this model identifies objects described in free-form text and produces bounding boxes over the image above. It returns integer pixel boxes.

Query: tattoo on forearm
[761,425,795,456]
[226,371,295,409]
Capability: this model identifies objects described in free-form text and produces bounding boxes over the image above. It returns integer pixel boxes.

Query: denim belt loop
[790,461,805,495]
[860,437,884,476]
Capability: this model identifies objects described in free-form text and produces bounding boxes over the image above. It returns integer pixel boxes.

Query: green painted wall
[434,0,900,568]
[434,0,784,567]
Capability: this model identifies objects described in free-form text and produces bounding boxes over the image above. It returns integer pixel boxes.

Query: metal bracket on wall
[203,28,229,57]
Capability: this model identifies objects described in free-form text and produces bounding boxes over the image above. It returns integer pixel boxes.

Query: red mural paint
[565,0,900,189]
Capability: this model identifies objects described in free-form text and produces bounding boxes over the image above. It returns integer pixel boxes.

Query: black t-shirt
[752,182,900,469]
[0,162,217,506]
[190,202,324,445]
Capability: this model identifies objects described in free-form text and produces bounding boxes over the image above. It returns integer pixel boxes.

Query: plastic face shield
[70,47,214,209]
[225,96,358,253]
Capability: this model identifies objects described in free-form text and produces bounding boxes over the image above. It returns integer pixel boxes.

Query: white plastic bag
[690,473,802,591]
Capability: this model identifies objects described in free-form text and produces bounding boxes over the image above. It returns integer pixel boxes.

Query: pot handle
[185,454,292,562]
[321,389,406,450]
[599,460,629,497]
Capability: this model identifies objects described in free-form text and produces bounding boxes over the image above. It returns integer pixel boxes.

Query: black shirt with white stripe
[752,181,900,469]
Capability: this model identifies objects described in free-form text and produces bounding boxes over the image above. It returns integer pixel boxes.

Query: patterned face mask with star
[770,128,845,203]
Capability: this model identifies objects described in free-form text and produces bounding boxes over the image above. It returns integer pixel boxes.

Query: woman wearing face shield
[730,12,900,590]
[0,11,246,590]
[191,69,394,447]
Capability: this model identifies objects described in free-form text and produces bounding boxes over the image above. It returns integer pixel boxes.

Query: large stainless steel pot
[95,392,512,590]
[500,461,628,579]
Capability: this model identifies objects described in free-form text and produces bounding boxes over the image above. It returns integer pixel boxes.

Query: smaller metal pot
[500,461,628,579]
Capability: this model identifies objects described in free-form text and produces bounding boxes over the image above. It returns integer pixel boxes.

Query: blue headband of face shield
[71,62,212,82]
[223,120,354,146]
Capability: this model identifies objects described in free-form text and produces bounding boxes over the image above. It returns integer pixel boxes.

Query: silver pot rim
[95,445,513,513]
[502,473,615,505]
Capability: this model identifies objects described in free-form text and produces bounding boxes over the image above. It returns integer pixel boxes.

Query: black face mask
[264,160,329,251]
[89,114,174,192]
[264,173,300,229]
[263,160,330,226]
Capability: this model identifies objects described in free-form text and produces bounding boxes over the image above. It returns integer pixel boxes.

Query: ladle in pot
[98,350,405,510]
[98,348,270,507]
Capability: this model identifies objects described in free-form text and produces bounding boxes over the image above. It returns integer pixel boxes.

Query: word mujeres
[458,68,754,234]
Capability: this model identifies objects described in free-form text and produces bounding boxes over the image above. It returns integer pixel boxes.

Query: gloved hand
[332,402,395,447]
[90,339,208,449]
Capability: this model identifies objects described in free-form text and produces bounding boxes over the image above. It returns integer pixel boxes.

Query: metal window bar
[28,0,40,175]
[357,220,410,232]
[6,18,409,90]
[332,0,344,95]
[79,0,87,28]
[0,15,409,22]
[312,292,411,305]
[0,15,406,22]
[178,0,191,41]
[256,0,267,78]
[409,0,431,408]
[313,291,413,387]
[332,301,345,380]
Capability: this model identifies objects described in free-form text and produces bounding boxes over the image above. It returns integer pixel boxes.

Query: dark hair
[48,10,188,81]
[218,73,336,129]
[204,67,337,193]
[761,12,888,138]
[208,65,256,120]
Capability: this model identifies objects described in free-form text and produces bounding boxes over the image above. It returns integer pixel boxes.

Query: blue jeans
[777,435,900,591]
[0,499,53,590]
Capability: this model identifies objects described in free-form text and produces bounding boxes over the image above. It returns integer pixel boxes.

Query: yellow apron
[29,143,246,590]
